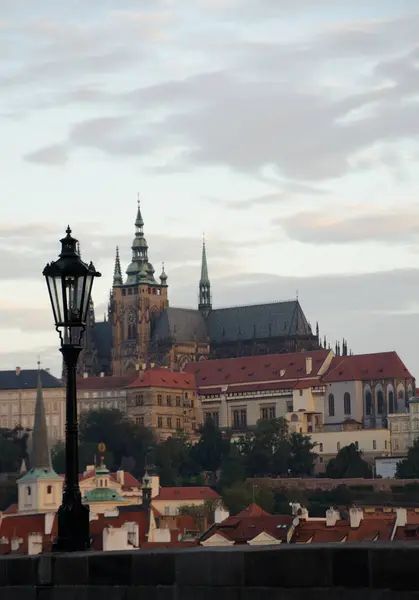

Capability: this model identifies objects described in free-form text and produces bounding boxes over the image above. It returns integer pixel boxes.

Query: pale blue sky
[1,0,419,377]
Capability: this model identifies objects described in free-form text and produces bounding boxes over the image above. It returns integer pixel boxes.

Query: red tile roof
[3,504,18,515]
[126,368,196,390]
[201,514,294,544]
[153,486,220,501]
[77,373,137,390]
[235,504,271,518]
[321,352,413,383]
[186,350,330,390]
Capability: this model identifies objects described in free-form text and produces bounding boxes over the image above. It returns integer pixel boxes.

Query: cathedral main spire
[113,246,123,286]
[125,195,157,285]
[198,236,212,316]
[31,363,52,470]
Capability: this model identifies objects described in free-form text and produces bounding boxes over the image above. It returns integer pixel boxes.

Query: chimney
[100,372,105,378]
[116,469,125,486]
[395,507,407,528]
[349,507,363,529]
[83,372,88,379]
[305,357,312,375]
[16,367,21,376]
[326,507,340,527]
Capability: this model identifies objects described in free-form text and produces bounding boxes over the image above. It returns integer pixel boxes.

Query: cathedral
[79,201,321,376]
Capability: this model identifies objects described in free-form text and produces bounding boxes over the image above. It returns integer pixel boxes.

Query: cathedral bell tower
[111,197,169,376]
[198,238,212,318]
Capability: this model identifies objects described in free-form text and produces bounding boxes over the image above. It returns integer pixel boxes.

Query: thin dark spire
[198,236,212,315]
[31,363,52,470]
[113,246,123,286]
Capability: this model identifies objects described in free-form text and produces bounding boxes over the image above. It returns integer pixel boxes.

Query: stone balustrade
[0,543,418,598]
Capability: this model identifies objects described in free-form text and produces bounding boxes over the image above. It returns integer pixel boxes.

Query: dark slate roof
[93,320,112,359]
[206,300,312,343]
[151,308,208,343]
[0,369,63,390]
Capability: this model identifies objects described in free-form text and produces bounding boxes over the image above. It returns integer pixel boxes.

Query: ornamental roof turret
[160,262,168,285]
[125,195,158,285]
[113,246,123,286]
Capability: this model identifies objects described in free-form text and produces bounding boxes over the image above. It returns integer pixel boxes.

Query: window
[164,506,170,515]
[373,440,376,450]
[157,417,162,428]
[136,394,144,406]
[260,406,276,420]
[328,394,335,417]
[167,417,172,428]
[365,391,372,416]
[232,409,247,428]
[388,391,395,414]
[286,402,293,413]
[166,395,172,407]
[319,443,323,452]
[344,392,351,416]
[192,421,196,430]
[394,439,399,451]
[128,288,132,295]
[385,440,387,450]
[299,389,303,397]
[122,289,126,296]
[157,395,162,406]
[176,396,181,407]
[204,412,219,427]
[176,417,181,429]
[47,485,52,494]
[337,442,341,451]
[136,416,144,426]
[27,486,31,496]
[377,390,384,415]
[355,441,359,450]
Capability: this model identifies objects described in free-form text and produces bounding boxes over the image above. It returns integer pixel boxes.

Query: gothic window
[344,392,351,416]
[377,390,384,415]
[388,391,395,414]
[365,391,372,416]
[328,394,335,417]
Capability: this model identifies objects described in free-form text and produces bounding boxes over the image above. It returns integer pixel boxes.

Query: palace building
[79,200,321,377]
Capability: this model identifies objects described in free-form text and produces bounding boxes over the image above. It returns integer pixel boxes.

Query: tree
[396,439,419,478]
[217,444,246,490]
[79,409,155,477]
[51,440,114,475]
[288,432,317,476]
[221,482,275,515]
[237,418,289,477]
[0,427,29,473]
[189,419,230,479]
[325,444,372,478]
[154,433,200,486]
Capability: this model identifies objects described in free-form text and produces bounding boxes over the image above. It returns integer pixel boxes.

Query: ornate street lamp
[43,226,101,551]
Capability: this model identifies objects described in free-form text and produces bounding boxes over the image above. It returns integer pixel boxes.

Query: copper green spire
[135,193,144,230]
[31,363,52,470]
[126,195,157,285]
[113,246,123,286]
[198,236,212,316]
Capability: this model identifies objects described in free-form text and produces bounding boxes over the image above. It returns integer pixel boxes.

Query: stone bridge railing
[0,543,417,599]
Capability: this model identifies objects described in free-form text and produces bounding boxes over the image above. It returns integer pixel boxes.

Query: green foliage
[154,433,200,486]
[0,427,29,474]
[396,439,419,478]
[217,444,246,490]
[221,481,275,515]
[189,419,230,477]
[178,499,220,520]
[288,432,317,476]
[325,443,372,478]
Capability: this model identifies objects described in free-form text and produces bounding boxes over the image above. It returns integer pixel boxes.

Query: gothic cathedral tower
[110,199,169,375]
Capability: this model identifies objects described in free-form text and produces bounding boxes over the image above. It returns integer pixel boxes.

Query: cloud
[25,144,69,165]
[276,206,419,245]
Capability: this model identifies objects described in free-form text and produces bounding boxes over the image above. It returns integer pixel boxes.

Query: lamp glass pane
[81,274,94,322]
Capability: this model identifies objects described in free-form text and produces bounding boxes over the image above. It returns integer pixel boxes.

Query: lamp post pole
[43,226,100,552]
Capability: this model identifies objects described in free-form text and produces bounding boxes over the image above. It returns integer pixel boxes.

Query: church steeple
[198,237,212,316]
[126,195,157,285]
[31,364,52,470]
[113,246,123,286]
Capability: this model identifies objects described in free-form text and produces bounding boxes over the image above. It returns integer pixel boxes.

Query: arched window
[344,392,351,416]
[328,394,335,417]
[377,390,384,415]
[27,486,31,497]
[388,390,395,414]
[47,485,52,494]
[365,391,372,416]
[398,388,405,410]
[291,414,298,422]
[319,443,323,452]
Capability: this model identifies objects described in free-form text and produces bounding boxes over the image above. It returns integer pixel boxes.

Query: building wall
[77,386,127,414]
[0,387,65,441]
[323,381,362,425]
[388,400,419,454]
[111,282,169,376]
[311,428,390,465]
[152,497,208,517]
[126,386,201,441]
[18,477,63,514]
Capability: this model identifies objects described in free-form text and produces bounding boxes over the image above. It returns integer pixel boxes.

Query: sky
[1,0,419,378]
